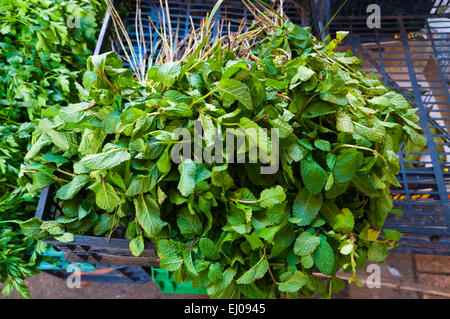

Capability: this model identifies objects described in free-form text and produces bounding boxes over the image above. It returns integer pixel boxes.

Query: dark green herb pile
[20,2,425,298]
[0,0,103,298]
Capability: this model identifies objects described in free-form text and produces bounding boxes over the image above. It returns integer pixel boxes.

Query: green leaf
[319,201,339,227]
[130,235,145,257]
[59,102,88,123]
[294,231,321,256]
[269,225,296,258]
[78,128,107,155]
[183,248,198,276]
[126,171,158,197]
[383,229,403,241]
[334,208,355,233]
[334,148,361,183]
[211,166,233,189]
[219,78,253,110]
[208,263,223,283]
[336,110,354,133]
[157,239,184,271]
[55,175,89,200]
[134,195,167,238]
[89,180,121,213]
[93,213,115,236]
[254,223,285,244]
[158,61,182,88]
[176,160,195,196]
[314,236,335,275]
[177,208,203,239]
[259,186,286,208]
[239,117,269,156]
[156,146,172,173]
[328,276,346,294]
[199,238,221,260]
[25,134,51,160]
[367,242,388,263]
[302,101,335,119]
[301,158,328,195]
[40,221,64,236]
[19,218,48,240]
[340,243,353,255]
[54,233,74,242]
[292,188,323,226]
[354,122,384,143]
[291,66,315,84]
[278,271,307,293]
[200,113,217,147]
[301,255,314,269]
[236,256,269,284]
[79,144,131,171]
[314,139,331,152]
[160,255,184,271]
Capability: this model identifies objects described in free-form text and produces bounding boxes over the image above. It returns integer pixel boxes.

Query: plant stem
[189,87,220,108]
[95,67,120,94]
[264,243,280,297]
[331,144,387,163]
[83,103,96,111]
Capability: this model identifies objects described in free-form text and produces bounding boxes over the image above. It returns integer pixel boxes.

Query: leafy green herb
[20,0,422,299]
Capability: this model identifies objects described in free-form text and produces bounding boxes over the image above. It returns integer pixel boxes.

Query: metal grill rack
[327,0,450,255]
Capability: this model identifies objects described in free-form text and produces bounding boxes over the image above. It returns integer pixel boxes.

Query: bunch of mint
[20,8,424,298]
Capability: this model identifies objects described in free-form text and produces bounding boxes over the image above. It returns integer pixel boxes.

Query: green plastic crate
[151,267,206,294]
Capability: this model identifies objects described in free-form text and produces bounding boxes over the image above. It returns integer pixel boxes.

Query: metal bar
[94,0,114,55]
[397,15,449,235]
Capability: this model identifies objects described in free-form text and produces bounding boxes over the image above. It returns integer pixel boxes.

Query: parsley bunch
[20,2,425,298]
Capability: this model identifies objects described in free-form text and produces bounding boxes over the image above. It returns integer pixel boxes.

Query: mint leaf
[177,208,202,239]
[89,180,121,213]
[219,78,253,110]
[278,271,307,293]
[334,148,361,183]
[259,185,286,208]
[314,236,335,275]
[334,208,355,234]
[157,239,184,271]
[178,159,197,197]
[130,235,145,257]
[134,195,167,238]
[158,61,182,88]
[294,231,320,256]
[236,256,269,284]
[55,175,89,200]
[301,158,328,195]
[79,144,131,171]
[292,188,323,226]
[208,263,223,283]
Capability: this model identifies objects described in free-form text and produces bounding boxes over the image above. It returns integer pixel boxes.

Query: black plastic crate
[328,0,448,42]
[36,186,160,267]
[327,1,450,254]
[331,0,437,16]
